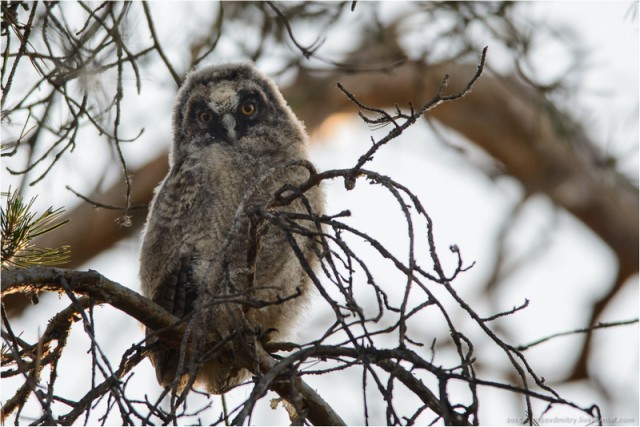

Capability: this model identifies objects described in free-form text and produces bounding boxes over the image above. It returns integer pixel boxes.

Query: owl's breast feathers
[141,148,290,299]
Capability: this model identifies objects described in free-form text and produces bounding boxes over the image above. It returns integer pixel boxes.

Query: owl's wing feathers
[148,255,199,386]
[151,255,198,318]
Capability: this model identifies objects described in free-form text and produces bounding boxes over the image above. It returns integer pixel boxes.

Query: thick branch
[251,345,347,426]
[286,63,638,284]
[1,267,178,341]
[1,267,345,426]
[31,65,637,287]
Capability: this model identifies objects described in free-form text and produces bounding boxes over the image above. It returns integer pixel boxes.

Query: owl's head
[170,63,306,166]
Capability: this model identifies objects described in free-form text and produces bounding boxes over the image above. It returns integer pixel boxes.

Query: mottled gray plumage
[139,63,324,394]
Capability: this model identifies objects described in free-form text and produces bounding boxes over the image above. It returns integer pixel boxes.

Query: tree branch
[1,267,346,426]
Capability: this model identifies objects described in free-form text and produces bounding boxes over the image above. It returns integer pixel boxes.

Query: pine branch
[1,190,70,270]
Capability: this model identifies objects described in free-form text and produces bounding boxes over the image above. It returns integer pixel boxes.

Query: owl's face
[170,63,305,166]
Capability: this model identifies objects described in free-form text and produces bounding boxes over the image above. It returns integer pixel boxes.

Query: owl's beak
[221,113,237,142]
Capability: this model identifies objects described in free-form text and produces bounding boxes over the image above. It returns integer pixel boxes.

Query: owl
[139,63,324,394]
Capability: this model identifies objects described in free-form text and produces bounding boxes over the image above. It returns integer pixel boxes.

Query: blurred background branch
[1,1,637,424]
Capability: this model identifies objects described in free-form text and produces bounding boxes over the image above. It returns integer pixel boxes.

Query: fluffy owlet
[139,63,324,394]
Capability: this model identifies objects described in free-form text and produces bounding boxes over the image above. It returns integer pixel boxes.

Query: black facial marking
[186,88,272,145]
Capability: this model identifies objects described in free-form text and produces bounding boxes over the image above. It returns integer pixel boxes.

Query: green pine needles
[1,189,70,269]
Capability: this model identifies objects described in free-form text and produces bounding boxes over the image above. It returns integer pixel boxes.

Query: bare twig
[141,2,181,87]
[516,318,639,351]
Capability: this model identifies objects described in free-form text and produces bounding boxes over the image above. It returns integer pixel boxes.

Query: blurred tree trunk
[26,60,638,380]
[34,60,638,282]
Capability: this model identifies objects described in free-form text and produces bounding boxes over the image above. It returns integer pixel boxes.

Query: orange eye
[198,110,213,122]
[240,102,256,116]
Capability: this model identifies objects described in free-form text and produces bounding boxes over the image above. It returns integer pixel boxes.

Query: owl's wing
[148,255,199,387]
[152,255,198,318]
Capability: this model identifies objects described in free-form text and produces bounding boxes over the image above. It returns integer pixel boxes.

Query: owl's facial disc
[186,84,266,146]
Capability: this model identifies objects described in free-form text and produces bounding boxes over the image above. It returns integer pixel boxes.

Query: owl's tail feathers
[198,357,249,395]
[148,339,192,392]
[153,347,177,385]
[148,338,248,395]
